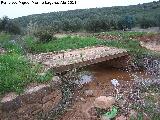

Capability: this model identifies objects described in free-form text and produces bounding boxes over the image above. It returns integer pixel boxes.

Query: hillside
[13,0,160,32]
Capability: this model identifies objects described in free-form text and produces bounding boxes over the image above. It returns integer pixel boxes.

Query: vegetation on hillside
[12,1,160,33]
[0,16,21,34]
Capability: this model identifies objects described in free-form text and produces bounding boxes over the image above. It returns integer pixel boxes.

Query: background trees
[156,14,160,29]
[139,16,156,29]
[4,0,160,33]
[0,16,21,34]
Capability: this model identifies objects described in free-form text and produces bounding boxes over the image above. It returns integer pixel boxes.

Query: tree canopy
[11,0,160,33]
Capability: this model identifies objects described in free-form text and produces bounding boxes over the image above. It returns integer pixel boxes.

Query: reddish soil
[59,79,139,120]
[136,34,160,52]
[136,34,160,42]
[95,33,160,52]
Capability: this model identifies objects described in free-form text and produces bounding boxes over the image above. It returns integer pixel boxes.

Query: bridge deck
[29,46,128,72]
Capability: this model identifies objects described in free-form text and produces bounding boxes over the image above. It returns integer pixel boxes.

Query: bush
[34,30,56,43]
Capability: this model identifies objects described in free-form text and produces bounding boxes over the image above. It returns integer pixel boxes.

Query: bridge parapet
[28,46,129,73]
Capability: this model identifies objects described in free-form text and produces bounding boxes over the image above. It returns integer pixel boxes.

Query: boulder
[80,97,86,102]
[84,90,94,97]
[94,96,115,109]
[100,115,110,120]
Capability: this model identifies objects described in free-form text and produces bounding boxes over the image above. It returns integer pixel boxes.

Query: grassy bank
[25,36,105,53]
[0,53,53,94]
[0,33,53,94]
[25,31,152,56]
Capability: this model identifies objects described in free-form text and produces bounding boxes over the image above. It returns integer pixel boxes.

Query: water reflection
[75,74,93,85]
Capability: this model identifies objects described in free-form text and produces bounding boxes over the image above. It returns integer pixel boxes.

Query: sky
[0,0,159,19]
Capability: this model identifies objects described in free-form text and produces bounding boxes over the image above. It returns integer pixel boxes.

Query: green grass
[25,31,154,56]
[0,53,53,94]
[96,31,152,38]
[25,33,145,54]
[0,32,24,54]
[25,36,105,53]
[0,32,11,43]
[103,39,148,55]
[0,33,53,94]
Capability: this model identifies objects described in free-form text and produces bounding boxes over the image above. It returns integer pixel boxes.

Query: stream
[42,56,160,120]
[59,60,156,120]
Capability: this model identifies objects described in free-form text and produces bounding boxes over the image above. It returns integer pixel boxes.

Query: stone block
[94,96,115,109]
[84,90,95,97]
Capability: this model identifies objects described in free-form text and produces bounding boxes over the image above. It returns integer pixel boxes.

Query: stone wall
[0,76,62,120]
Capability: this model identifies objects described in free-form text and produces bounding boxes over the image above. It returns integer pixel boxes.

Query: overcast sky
[0,0,158,19]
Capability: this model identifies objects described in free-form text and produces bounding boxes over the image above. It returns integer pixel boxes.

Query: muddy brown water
[59,62,150,120]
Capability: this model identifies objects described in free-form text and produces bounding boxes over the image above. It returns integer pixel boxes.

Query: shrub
[34,30,56,43]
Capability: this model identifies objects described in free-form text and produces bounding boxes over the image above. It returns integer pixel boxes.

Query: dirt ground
[95,32,160,52]
[137,34,160,52]
[59,80,129,120]
[95,34,121,40]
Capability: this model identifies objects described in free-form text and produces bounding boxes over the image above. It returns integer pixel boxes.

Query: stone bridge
[28,46,130,73]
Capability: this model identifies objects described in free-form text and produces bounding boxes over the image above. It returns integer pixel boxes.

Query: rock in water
[100,115,110,120]
[94,96,115,109]
[116,115,127,120]
[111,79,120,87]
